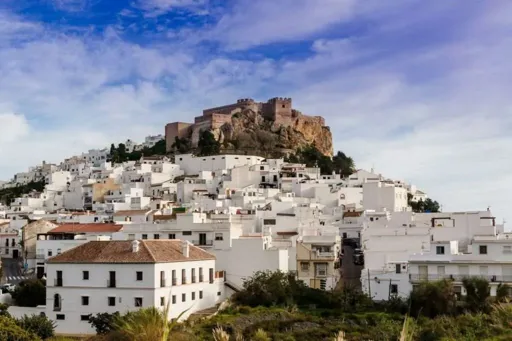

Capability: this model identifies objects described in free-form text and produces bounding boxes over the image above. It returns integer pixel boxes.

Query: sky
[0,0,511,222]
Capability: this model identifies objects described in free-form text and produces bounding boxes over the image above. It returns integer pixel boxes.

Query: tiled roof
[153,214,176,221]
[113,210,152,217]
[48,223,122,234]
[343,211,363,217]
[47,240,215,264]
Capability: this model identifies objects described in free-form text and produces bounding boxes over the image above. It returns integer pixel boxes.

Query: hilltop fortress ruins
[165,97,330,154]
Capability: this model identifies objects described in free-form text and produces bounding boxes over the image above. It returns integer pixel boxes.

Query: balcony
[192,240,214,246]
[160,279,166,287]
[172,278,177,286]
[54,278,63,287]
[311,251,336,260]
[107,279,116,288]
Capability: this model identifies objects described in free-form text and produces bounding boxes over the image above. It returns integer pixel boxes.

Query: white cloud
[52,0,90,12]
[210,0,356,50]
[134,0,209,17]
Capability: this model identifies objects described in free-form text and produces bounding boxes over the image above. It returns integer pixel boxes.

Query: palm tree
[112,300,189,341]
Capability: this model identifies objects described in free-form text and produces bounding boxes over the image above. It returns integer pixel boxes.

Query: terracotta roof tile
[343,211,363,217]
[113,210,152,217]
[47,240,215,264]
[48,223,122,234]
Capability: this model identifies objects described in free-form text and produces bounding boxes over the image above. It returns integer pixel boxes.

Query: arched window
[53,294,61,311]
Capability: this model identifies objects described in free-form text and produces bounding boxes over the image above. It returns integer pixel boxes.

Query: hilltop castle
[165,97,327,152]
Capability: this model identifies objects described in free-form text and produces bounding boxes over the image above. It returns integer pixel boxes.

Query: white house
[44,239,224,335]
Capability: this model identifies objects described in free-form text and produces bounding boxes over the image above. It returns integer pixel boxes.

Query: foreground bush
[16,314,56,340]
[0,315,41,341]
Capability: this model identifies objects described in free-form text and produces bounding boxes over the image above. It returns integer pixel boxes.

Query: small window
[142,234,148,240]
[479,245,488,255]
[160,297,165,306]
[192,292,196,300]
[83,271,89,280]
[199,291,203,299]
[134,297,143,307]
[108,297,115,306]
[168,233,176,239]
[182,293,186,302]
[182,231,192,236]
[260,166,264,170]
[263,219,276,225]
[81,315,90,321]
[395,264,401,274]
[136,271,143,281]
[48,250,53,257]
[391,284,398,294]
[503,246,512,254]
[215,233,223,241]
[300,262,310,271]
[56,314,65,320]
[217,291,221,296]
[172,295,176,304]
[81,296,89,306]
[154,234,160,240]
[436,246,445,255]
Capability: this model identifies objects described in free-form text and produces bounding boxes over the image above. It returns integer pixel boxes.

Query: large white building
[45,239,224,335]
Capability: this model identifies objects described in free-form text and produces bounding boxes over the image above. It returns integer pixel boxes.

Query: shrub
[410,280,457,318]
[89,312,121,334]
[0,315,41,341]
[10,279,46,307]
[16,314,56,340]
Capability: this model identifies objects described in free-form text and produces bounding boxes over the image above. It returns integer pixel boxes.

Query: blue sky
[0,0,511,221]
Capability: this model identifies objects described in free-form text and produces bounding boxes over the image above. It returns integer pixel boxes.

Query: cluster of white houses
[0,149,508,335]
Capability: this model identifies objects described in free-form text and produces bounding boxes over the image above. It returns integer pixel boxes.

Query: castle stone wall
[165,122,192,152]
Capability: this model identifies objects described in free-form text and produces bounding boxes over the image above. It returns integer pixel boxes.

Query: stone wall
[165,122,193,151]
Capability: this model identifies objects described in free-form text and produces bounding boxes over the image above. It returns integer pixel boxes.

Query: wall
[23,220,59,263]
[165,122,192,152]
[92,178,120,204]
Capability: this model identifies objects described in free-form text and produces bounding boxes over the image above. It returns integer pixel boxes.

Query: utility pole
[367,268,371,297]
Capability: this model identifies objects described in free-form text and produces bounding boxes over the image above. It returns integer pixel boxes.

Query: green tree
[10,279,46,307]
[171,137,192,154]
[462,277,491,312]
[89,312,121,334]
[410,279,457,318]
[197,130,220,156]
[16,314,55,339]
[496,283,511,302]
[0,315,41,341]
[332,151,355,177]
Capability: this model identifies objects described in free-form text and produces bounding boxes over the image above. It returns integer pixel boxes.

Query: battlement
[236,98,255,104]
[268,97,292,103]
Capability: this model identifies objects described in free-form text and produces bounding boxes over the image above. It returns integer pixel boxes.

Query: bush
[89,312,121,334]
[0,315,41,341]
[410,280,457,318]
[11,279,46,307]
[16,314,55,339]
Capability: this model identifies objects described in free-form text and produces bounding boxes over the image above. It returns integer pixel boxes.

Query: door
[437,266,445,279]
[12,250,19,259]
[199,233,207,245]
[109,271,116,287]
[418,265,428,281]
[37,266,45,279]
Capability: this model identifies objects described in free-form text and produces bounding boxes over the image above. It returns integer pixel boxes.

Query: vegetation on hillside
[286,145,356,176]
[109,139,167,164]
[0,180,46,205]
[10,279,47,307]
[407,193,441,213]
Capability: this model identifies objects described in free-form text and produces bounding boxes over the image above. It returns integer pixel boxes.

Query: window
[81,296,89,306]
[316,263,327,277]
[56,314,65,320]
[182,293,186,302]
[168,233,176,239]
[142,234,148,240]
[134,297,143,307]
[261,176,265,182]
[182,269,186,284]
[136,271,143,281]
[83,271,89,280]
[199,268,204,282]
[53,294,62,311]
[160,297,165,306]
[154,234,160,239]
[479,245,488,255]
[391,284,398,294]
[172,295,176,304]
[160,271,165,287]
[192,268,196,283]
[48,250,53,257]
[215,233,223,241]
[182,231,192,236]
[217,291,221,296]
[81,315,90,321]
[199,291,203,299]
[263,219,276,225]
[300,262,310,271]
[108,297,116,306]
[436,246,445,255]
[172,270,177,285]
[260,166,264,170]
[192,292,196,300]
[503,246,512,254]
[395,264,401,274]
[209,268,214,283]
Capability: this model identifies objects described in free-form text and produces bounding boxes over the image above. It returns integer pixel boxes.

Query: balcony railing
[192,240,214,246]
[172,278,177,286]
[107,279,116,288]
[54,278,63,287]
[409,274,512,283]
[182,277,187,285]
[160,279,166,287]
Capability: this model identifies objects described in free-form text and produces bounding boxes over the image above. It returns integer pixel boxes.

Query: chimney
[182,240,190,258]
[132,240,140,253]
